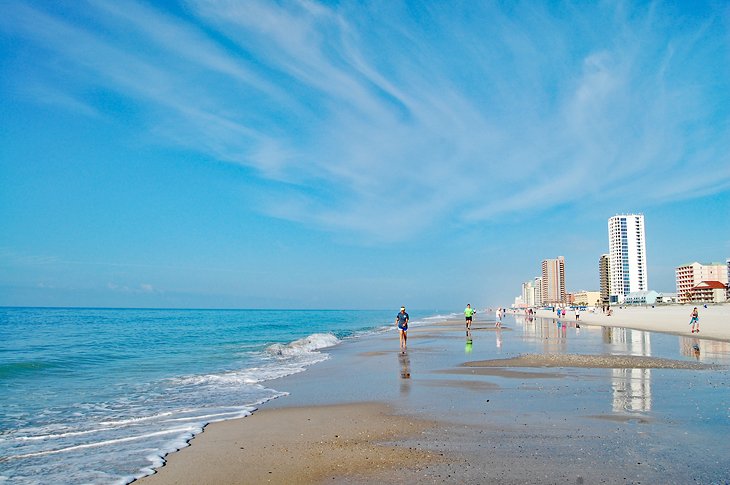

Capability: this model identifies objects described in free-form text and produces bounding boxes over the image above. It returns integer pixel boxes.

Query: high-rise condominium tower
[541,256,566,304]
[599,254,610,305]
[608,214,648,303]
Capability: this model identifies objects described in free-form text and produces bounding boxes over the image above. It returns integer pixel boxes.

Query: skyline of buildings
[514,215,728,308]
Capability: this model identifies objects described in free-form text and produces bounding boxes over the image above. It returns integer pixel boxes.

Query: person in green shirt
[464,304,475,330]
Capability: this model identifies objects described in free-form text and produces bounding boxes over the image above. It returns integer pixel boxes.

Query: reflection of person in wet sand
[398,351,411,378]
[395,306,409,352]
[465,328,473,353]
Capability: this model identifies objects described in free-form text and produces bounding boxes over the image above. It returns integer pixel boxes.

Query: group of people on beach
[397,304,704,352]
[396,304,506,352]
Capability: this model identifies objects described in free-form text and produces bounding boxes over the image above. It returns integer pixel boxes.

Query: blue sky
[1,0,729,310]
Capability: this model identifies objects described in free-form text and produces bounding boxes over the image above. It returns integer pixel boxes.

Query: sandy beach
[140,308,730,484]
[531,304,730,340]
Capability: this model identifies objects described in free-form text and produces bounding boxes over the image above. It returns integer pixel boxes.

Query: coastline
[139,311,730,484]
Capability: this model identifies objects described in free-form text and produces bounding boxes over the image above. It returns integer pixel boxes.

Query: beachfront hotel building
[599,254,610,306]
[675,262,729,303]
[608,214,648,304]
[689,281,728,303]
[541,256,566,304]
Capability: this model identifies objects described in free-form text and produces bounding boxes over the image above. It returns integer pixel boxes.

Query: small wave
[99,411,177,427]
[422,314,451,321]
[2,427,200,461]
[266,333,340,357]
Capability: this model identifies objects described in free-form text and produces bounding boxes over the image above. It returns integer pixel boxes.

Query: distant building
[656,292,677,304]
[690,281,728,303]
[521,277,543,307]
[542,256,566,304]
[675,262,728,303]
[625,290,660,305]
[599,254,610,305]
[608,214,648,304]
[573,290,601,306]
[533,277,543,306]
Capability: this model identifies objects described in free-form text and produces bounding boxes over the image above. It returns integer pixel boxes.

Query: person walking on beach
[396,306,409,352]
[690,307,700,333]
[464,303,475,330]
[495,308,502,328]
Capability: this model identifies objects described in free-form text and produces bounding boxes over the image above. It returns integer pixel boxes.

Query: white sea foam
[266,332,340,356]
[6,427,201,460]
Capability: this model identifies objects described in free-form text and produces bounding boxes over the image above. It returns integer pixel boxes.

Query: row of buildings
[515,214,729,308]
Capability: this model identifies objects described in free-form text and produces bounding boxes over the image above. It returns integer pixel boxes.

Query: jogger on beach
[464,304,474,329]
[396,306,409,351]
[690,307,700,333]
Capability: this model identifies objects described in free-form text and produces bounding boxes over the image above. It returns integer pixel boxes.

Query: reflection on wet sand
[602,328,653,412]
[398,351,411,395]
[611,367,651,412]
[679,337,730,362]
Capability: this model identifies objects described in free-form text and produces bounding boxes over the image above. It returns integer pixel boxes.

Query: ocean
[0,307,441,484]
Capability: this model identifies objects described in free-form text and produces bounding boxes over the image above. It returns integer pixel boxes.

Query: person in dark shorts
[464,303,475,329]
[396,306,409,351]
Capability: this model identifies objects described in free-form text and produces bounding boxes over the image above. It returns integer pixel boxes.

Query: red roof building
[690,281,728,303]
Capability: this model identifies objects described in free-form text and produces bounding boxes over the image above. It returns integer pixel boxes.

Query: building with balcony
[541,256,566,304]
[690,281,728,303]
[599,254,610,305]
[675,262,728,303]
[608,214,648,304]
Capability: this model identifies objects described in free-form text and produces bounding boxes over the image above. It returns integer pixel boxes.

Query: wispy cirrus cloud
[2,0,728,240]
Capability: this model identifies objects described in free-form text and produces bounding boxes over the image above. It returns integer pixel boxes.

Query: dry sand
[532,304,730,341]
[140,403,443,485]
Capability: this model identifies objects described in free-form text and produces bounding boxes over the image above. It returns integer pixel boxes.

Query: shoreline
[139,310,730,484]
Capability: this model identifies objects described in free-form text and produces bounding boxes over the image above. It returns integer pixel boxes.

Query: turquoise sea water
[0,307,440,484]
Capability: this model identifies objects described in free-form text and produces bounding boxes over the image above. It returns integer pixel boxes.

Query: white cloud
[2,1,728,241]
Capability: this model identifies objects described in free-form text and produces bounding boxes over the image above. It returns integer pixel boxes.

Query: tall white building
[608,214,648,303]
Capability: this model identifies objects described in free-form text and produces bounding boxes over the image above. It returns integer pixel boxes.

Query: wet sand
[141,403,443,485]
[140,313,730,484]
[463,353,715,369]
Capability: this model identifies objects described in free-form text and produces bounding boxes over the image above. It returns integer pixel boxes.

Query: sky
[1,0,729,310]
